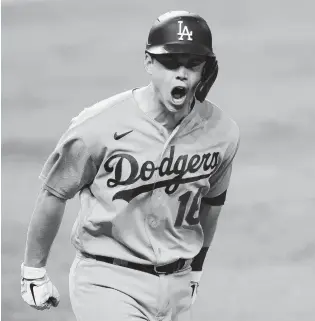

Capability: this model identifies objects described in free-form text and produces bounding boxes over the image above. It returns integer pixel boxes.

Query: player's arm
[189,133,239,303]
[189,195,225,305]
[200,197,225,247]
[193,132,239,271]
[189,122,240,303]
[189,147,235,300]
[21,132,97,310]
[21,188,66,310]
[24,188,67,268]
[23,136,95,268]
[191,197,224,273]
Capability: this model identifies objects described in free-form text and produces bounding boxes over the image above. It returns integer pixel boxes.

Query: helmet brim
[146,42,215,57]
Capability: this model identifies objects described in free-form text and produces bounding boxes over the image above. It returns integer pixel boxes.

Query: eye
[155,55,180,70]
[187,59,205,68]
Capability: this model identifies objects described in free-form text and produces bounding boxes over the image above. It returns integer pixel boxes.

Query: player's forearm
[24,188,66,268]
[191,203,222,271]
[200,202,221,247]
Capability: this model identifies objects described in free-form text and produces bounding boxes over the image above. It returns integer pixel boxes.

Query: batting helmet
[146,11,218,102]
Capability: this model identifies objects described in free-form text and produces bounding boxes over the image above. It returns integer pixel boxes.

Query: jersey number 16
[174,188,203,227]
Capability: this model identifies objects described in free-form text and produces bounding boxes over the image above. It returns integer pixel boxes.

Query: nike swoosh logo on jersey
[29,283,37,305]
[114,130,133,140]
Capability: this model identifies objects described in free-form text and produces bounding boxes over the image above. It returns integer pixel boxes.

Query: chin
[166,100,186,112]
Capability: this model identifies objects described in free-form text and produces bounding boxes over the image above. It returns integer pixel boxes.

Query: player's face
[145,53,206,112]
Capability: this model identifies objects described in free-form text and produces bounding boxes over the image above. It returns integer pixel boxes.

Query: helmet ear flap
[195,57,218,102]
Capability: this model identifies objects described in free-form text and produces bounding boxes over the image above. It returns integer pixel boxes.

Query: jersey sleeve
[203,129,240,205]
[39,129,97,200]
[202,164,232,205]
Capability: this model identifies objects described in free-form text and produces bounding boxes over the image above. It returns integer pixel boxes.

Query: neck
[137,84,193,131]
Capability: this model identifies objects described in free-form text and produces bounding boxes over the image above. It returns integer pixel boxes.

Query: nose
[176,65,188,81]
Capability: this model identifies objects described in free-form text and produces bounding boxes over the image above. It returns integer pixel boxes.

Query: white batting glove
[21,263,60,310]
[190,271,202,305]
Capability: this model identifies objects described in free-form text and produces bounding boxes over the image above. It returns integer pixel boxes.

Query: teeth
[172,86,187,99]
[171,88,187,105]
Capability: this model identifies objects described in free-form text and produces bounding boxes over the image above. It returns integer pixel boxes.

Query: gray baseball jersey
[40,89,239,265]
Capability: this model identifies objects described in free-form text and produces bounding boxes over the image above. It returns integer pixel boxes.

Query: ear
[144,52,154,75]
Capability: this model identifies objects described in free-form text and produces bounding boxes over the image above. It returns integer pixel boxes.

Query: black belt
[81,252,190,276]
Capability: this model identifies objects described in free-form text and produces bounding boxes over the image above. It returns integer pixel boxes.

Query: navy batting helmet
[146,11,215,57]
[146,11,218,102]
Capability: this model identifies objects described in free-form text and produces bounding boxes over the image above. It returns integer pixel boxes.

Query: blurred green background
[2,0,315,320]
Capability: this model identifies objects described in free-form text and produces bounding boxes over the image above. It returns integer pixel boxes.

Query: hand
[21,263,60,310]
[190,271,202,305]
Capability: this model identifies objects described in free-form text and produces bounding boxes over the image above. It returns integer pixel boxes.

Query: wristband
[191,247,209,271]
[21,263,46,279]
[191,271,203,283]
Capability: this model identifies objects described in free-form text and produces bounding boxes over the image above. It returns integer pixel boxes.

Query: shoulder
[56,90,135,155]
[203,99,240,145]
[70,89,134,128]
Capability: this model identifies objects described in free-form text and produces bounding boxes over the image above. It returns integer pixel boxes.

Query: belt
[81,252,191,276]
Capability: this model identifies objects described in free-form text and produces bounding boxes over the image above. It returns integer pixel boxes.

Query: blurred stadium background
[1,0,315,320]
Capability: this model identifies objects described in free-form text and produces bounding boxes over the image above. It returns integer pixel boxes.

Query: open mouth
[171,86,187,104]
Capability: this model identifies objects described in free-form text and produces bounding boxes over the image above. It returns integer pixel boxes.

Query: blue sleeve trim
[202,190,227,206]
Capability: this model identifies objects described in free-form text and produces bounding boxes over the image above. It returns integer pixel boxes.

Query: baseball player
[21,11,240,321]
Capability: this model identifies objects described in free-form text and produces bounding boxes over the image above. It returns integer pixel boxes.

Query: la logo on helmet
[177,21,193,41]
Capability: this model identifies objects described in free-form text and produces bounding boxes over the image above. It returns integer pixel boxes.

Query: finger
[50,287,60,307]
[47,297,59,307]
[31,303,51,311]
